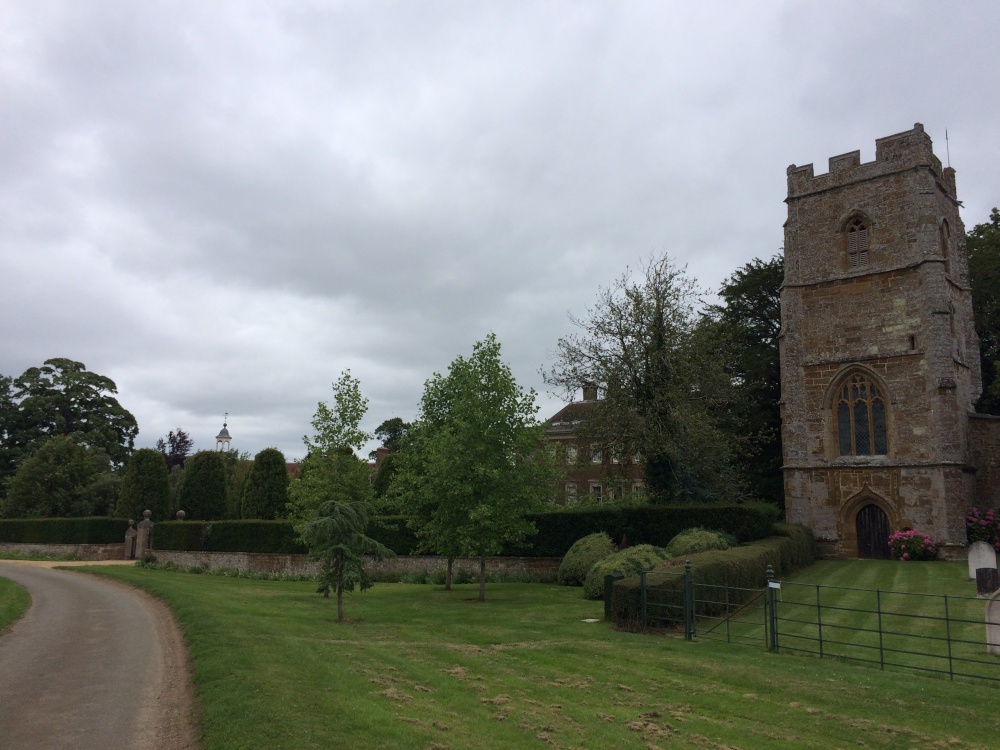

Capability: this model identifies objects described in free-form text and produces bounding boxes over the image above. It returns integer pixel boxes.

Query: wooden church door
[856,504,890,559]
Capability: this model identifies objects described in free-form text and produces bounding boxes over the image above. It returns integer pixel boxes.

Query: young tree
[2,436,106,518]
[156,428,194,470]
[395,334,555,601]
[704,254,784,505]
[177,450,228,520]
[115,448,171,520]
[240,447,290,519]
[544,254,740,503]
[968,207,1000,414]
[291,371,391,619]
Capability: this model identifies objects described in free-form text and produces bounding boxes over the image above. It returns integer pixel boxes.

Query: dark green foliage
[0,517,128,544]
[583,544,668,599]
[207,521,307,554]
[704,255,784,506]
[968,208,1000,413]
[664,527,734,557]
[178,451,228,520]
[610,523,817,627]
[152,521,211,552]
[522,502,779,557]
[78,473,122,517]
[156,428,194,470]
[2,436,106,518]
[240,448,290,519]
[116,448,171,521]
[367,515,419,555]
[558,532,615,586]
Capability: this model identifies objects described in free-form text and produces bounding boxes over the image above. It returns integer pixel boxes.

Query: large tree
[968,207,1000,414]
[240,447,290,519]
[116,448,171,521]
[290,371,391,619]
[544,255,740,503]
[177,450,228,520]
[2,436,107,518]
[1,359,138,478]
[704,254,784,505]
[395,334,555,600]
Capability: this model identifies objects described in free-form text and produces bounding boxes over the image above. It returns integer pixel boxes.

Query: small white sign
[768,581,781,589]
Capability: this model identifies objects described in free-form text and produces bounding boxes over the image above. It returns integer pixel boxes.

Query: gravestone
[123,520,137,560]
[135,510,154,559]
[977,568,1000,597]
[967,541,997,580]
[987,590,1000,656]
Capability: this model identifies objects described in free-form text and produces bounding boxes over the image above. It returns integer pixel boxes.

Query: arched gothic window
[836,372,888,456]
[847,217,869,267]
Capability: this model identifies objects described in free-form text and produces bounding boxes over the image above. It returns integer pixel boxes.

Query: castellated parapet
[780,123,983,559]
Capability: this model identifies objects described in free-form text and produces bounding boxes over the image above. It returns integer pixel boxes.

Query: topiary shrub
[664,527,734,557]
[558,532,615,586]
[582,544,668,599]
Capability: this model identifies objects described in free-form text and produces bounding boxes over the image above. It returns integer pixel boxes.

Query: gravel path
[0,561,200,750]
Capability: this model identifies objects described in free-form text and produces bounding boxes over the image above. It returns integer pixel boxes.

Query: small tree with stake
[290,370,393,620]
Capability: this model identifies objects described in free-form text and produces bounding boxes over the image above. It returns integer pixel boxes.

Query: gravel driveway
[0,561,199,750]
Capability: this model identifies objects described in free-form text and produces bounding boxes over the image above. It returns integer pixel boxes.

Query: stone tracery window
[847,217,869,267]
[836,372,888,456]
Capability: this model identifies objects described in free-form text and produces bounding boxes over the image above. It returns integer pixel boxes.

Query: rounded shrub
[582,544,669,599]
[558,532,616,586]
[664,527,734,558]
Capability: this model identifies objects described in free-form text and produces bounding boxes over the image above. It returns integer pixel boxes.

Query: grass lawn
[0,574,30,632]
[80,561,1000,750]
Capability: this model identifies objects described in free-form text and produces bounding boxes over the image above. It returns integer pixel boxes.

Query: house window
[836,372,888,456]
[565,482,577,503]
[566,445,578,463]
[589,482,603,500]
[847,217,869,268]
[590,444,602,463]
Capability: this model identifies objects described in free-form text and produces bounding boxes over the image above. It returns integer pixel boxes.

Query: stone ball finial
[143,509,152,519]
[176,510,186,521]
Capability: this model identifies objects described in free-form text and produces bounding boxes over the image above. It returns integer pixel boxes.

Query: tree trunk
[336,551,345,621]
[478,556,486,602]
[445,556,454,591]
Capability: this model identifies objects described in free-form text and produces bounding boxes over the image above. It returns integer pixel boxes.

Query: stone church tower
[780,123,981,558]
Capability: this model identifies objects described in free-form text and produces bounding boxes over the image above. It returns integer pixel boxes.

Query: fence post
[876,590,885,669]
[766,564,778,651]
[816,584,823,657]
[944,594,953,680]
[683,560,694,641]
[640,570,647,629]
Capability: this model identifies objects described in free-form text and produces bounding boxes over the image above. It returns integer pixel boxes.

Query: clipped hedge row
[522,502,780,557]
[0,517,129,545]
[610,522,818,628]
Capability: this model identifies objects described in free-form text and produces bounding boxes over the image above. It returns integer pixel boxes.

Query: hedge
[0,517,129,545]
[610,522,818,629]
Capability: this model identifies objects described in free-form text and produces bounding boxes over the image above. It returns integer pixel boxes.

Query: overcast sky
[2,1,998,462]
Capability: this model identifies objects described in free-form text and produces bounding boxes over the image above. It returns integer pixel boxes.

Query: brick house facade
[780,123,997,559]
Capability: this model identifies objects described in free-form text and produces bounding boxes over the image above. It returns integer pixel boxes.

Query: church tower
[780,124,980,558]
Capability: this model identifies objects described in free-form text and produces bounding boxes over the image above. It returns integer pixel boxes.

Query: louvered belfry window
[836,373,888,456]
[848,217,869,267]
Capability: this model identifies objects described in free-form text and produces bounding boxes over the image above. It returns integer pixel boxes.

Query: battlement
[787,123,956,199]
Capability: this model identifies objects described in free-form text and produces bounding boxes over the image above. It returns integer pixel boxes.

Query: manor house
[780,123,1000,559]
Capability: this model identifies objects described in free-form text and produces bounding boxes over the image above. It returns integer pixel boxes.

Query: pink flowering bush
[965,506,1000,552]
[888,529,938,561]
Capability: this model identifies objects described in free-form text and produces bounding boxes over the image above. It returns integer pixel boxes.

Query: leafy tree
[1,359,138,480]
[704,254,784,506]
[292,449,392,620]
[177,450,228,520]
[2,436,106,518]
[222,449,253,519]
[369,417,412,509]
[395,334,555,601]
[240,448,290,519]
[291,371,391,619]
[968,207,1000,414]
[371,418,412,455]
[544,254,740,503]
[156,428,194,470]
[116,448,171,521]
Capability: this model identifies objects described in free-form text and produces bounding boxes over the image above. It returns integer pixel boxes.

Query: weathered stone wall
[970,414,1000,508]
[0,542,126,560]
[781,124,980,557]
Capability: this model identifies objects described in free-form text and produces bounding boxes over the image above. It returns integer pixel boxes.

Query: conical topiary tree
[177,450,228,520]
[115,448,170,520]
[240,448,290,519]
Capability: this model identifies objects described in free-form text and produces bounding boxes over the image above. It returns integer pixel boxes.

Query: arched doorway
[855,504,890,559]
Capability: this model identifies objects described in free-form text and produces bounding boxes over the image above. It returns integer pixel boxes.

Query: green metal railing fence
[637,563,1000,684]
